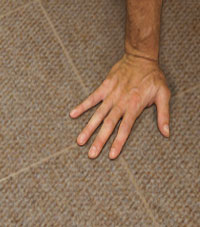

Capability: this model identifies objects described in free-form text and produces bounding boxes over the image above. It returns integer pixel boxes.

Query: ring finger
[109,105,143,159]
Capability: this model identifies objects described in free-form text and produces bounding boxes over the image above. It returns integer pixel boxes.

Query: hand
[69,53,171,159]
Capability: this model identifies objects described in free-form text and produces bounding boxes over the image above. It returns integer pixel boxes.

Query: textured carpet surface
[0,0,199,226]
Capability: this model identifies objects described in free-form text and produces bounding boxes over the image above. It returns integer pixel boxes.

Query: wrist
[125,39,159,62]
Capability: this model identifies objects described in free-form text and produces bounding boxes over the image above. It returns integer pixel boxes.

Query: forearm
[125,0,163,61]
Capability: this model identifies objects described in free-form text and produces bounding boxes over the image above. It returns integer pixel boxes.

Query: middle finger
[77,93,113,145]
[88,105,124,158]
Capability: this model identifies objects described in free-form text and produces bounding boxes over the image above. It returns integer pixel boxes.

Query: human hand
[69,53,171,159]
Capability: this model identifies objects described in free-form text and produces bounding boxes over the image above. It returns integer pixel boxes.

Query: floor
[0,0,199,226]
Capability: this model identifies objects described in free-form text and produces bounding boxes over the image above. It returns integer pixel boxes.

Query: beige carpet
[0,0,199,226]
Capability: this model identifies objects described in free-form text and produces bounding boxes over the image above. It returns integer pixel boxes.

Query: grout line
[119,157,160,227]
[37,0,89,96]
[0,144,78,183]
[172,83,200,99]
[0,0,89,185]
[37,0,161,224]
[0,1,33,19]
[118,83,200,226]
[2,1,198,225]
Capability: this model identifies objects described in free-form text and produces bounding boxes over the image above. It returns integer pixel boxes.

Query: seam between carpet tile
[37,1,160,225]
[2,1,197,225]
[0,1,33,19]
[119,157,160,227]
[0,144,78,183]
[31,82,200,189]
[37,0,89,96]
[124,83,200,156]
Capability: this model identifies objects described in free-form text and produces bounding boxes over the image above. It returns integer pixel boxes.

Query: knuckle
[115,105,123,114]
[86,121,94,132]
[95,108,104,120]
[102,78,110,88]
[104,117,115,128]
[121,125,129,134]
[134,94,142,104]
[86,94,94,106]
[130,92,142,108]
[101,79,112,99]
[131,90,141,102]
[163,86,171,99]
[122,119,132,132]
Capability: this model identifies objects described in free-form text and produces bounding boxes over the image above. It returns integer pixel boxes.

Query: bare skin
[69,0,171,160]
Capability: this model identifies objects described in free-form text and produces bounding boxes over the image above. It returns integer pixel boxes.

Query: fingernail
[89,146,97,158]
[163,124,169,136]
[78,133,86,144]
[70,109,77,116]
[110,148,116,158]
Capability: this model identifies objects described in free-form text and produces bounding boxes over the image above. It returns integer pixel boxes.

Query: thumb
[155,86,171,137]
